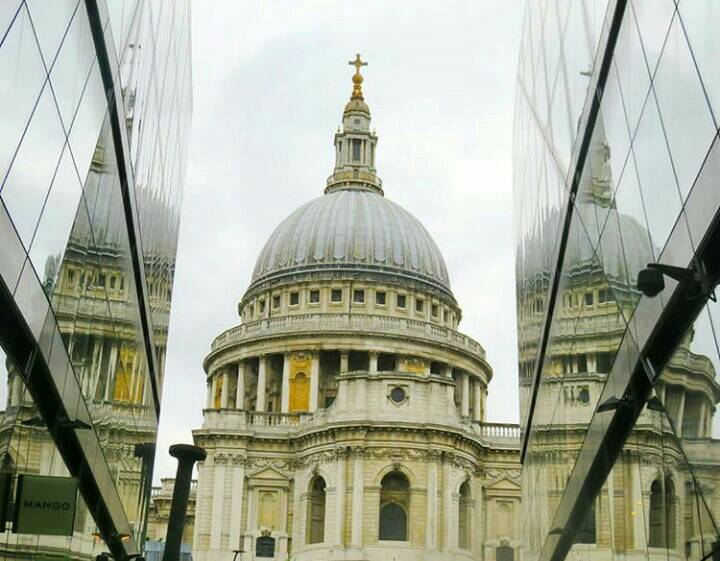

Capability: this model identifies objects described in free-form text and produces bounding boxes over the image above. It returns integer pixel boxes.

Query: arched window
[458,481,471,550]
[379,471,410,541]
[649,479,665,547]
[307,476,326,544]
[665,477,676,549]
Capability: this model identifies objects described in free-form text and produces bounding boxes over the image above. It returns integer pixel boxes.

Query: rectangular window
[431,304,439,317]
[576,354,588,373]
[396,294,406,308]
[110,276,116,289]
[415,298,424,313]
[68,270,75,285]
[120,277,124,290]
[331,288,343,303]
[353,289,365,303]
[248,305,255,317]
[352,138,361,161]
[97,274,106,287]
[310,289,320,303]
[272,295,281,309]
[585,292,594,306]
[596,352,614,374]
[443,310,449,323]
[375,291,386,305]
[598,289,609,303]
[259,299,265,313]
[290,291,299,306]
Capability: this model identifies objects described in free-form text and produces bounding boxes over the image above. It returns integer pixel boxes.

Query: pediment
[247,466,289,482]
[485,475,521,491]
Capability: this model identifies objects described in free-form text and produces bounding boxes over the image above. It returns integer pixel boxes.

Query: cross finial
[348,53,367,100]
[348,53,367,75]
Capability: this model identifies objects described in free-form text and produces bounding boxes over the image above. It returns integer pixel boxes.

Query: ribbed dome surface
[250,189,451,293]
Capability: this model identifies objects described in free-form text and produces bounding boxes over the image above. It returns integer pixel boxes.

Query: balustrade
[210,313,485,357]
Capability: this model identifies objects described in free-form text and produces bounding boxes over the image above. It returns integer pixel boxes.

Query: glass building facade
[514,3,720,561]
[0,1,191,560]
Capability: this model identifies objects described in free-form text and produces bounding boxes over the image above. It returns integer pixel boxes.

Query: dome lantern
[327,54,382,195]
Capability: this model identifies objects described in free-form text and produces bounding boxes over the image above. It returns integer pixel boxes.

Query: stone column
[473,380,483,421]
[256,356,267,412]
[281,353,290,413]
[210,375,218,409]
[426,451,440,549]
[309,352,320,412]
[335,449,347,545]
[210,455,227,550]
[369,352,378,374]
[442,454,454,550]
[206,379,213,409]
[340,351,349,374]
[461,373,470,417]
[677,390,687,437]
[446,366,455,405]
[228,455,246,550]
[351,448,365,547]
[236,361,245,410]
[220,369,229,408]
[631,456,644,548]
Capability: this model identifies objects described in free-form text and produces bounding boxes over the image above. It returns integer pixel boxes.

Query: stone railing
[474,421,521,440]
[210,313,485,357]
[203,409,312,430]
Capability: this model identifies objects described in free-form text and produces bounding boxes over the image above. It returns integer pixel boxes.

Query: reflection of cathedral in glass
[192,59,523,561]
[0,2,191,561]
[514,4,720,561]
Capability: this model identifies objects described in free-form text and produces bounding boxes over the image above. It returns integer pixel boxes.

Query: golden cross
[348,53,367,75]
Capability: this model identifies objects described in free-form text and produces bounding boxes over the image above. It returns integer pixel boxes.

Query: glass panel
[631,0,676,77]
[28,144,83,285]
[0,84,66,246]
[48,4,95,131]
[24,0,78,69]
[0,202,26,291]
[653,15,716,201]
[679,2,720,127]
[630,89,683,256]
[0,7,47,185]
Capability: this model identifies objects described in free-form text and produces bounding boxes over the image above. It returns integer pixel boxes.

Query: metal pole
[162,444,206,561]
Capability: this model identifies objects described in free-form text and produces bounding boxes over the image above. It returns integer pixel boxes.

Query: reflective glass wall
[514,2,720,561]
[0,1,191,560]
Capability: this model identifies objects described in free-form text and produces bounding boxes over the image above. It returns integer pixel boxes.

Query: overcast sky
[155,0,526,480]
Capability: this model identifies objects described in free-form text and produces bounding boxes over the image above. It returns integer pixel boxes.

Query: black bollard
[162,444,206,561]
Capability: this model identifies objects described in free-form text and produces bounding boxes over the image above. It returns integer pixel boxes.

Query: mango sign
[14,475,78,535]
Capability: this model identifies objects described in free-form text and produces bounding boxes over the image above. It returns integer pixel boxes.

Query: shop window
[290,291,299,306]
[379,471,409,541]
[331,288,343,302]
[376,291,386,305]
[310,289,320,304]
[307,476,326,544]
[396,294,406,308]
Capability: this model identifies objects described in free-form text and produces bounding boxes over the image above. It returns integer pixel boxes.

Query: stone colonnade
[206,350,485,420]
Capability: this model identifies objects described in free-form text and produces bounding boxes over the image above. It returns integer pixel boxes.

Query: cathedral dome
[250,188,452,295]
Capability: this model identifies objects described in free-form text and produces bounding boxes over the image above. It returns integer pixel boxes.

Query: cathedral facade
[192,58,521,561]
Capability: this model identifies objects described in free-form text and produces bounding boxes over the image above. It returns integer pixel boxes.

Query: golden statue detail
[348,53,367,100]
